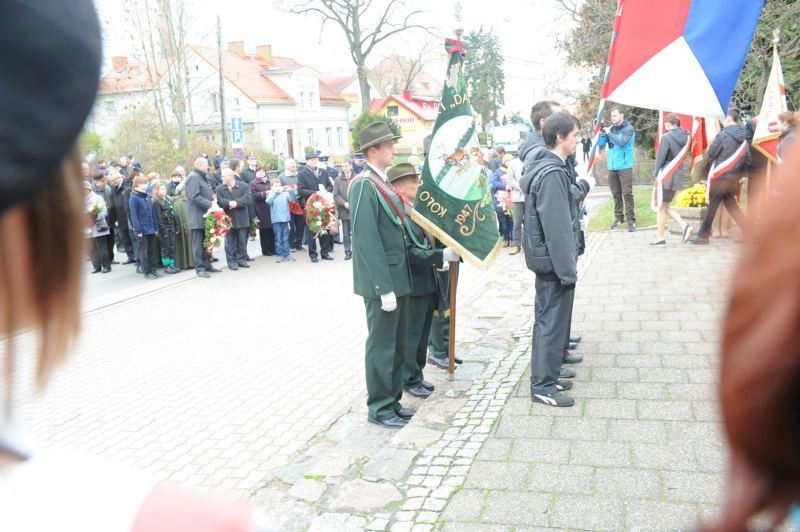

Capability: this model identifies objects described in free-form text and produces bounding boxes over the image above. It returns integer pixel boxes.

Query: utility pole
[217,14,228,157]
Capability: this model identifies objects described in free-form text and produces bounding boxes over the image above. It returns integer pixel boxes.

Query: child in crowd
[146,172,160,195]
[129,175,162,279]
[153,182,179,274]
[266,182,297,263]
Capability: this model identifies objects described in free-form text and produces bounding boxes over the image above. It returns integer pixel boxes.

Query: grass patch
[588,187,656,232]
[302,474,326,481]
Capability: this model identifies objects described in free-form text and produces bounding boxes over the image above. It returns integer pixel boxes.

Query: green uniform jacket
[403,203,443,297]
[350,168,412,299]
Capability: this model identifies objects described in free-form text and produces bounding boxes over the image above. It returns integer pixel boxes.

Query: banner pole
[447,260,459,381]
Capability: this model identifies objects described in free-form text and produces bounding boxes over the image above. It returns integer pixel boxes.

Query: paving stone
[666,383,715,401]
[415,511,439,524]
[367,517,390,531]
[494,415,552,438]
[662,471,724,503]
[307,512,367,532]
[364,448,418,481]
[594,467,661,499]
[625,500,701,532]
[583,398,637,419]
[615,354,663,368]
[616,382,669,400]
[606,419,667,442]
[638,400,694,421]
[591,367,638,382]
[480,491,551,526]
[441,524,511,532]
[328,479,403,511]
[631,443,698,471]
[567,382,615,399]
[552,417,609,441]
[664,421,725,445]
[440,489,485,523]
[527,463,594,495]
[288,478,327,502]
[693,441,726,473]
[551,494,624,531]
[569,441,631,467]
[638,368,689,383]
[508,438,569,464]
[389,425,443,451]
[389,522,413,532]
[464,461,528,490]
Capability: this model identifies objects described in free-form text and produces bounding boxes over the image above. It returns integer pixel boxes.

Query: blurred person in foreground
[709,141,800,532]
[0,2,274,530]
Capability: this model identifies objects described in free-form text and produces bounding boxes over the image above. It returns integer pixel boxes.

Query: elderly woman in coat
[249,166,276,256]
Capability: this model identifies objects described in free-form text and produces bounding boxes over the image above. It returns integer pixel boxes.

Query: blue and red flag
[587,0,764,176]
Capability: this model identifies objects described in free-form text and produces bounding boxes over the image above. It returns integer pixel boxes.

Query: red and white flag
[706,140,749,202]
[752,43,788,162]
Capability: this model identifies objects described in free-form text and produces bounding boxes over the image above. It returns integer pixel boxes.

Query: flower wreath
[305,191,338,236]
[203,204,233,252]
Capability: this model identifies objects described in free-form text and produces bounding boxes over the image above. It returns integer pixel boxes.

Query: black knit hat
[0,1,102,216]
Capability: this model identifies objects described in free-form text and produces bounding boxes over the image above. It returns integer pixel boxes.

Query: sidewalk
[252,222,741,531]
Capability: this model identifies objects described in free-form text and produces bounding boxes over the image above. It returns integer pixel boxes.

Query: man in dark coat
[241,154,257,184]
[185,157,221,278]
[216,168,252,269]
[249,167,275,256]
[522,111,590,408]
[651,113,693,245]
[297,149,333,262]
[691,109,750,245]
[108,171,135,264]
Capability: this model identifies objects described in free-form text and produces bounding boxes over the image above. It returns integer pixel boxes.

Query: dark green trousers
[428,312,450,360]
[404,294,435,387]
[364,295,409,421]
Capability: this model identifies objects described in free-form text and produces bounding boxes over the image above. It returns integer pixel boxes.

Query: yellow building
[371,90,439,154]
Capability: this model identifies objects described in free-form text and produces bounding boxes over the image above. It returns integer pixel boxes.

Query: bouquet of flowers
[249,217,258,237]
[305,190,338,236]
[203,201,233,252]
[495,190,514,218]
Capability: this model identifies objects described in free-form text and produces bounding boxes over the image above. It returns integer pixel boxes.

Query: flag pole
[587,0,625,177]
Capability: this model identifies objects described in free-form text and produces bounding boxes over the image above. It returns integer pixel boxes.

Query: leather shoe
[122,258,136,265]
[563,352,583,364]
[396,407,416,420]
[196,270,210,278]
[228,264,239,271]
[421,380,435,392]
[427,356,448,369]
[404,384,432,398]
[508,245,521,255]
[207,265,222,273]
[570,335,582,343]
[559,365,577,378]
[101,267,111,274]
[246,256,255,261]
[567,341,579,350]
[368,415,408,429]
[90,268,101,274]
[311,257,319,263]
[321,254,334,260]
[110,260,120,265]
[237,263,250,268]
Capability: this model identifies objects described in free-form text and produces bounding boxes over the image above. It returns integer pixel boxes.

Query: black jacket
[241,167,257,184]
[297,165,331,207]
[185,169,214,230]
[521,151,588,285]
[655,127,689,190]
[154,196,177,233]
[707,124,750,179]
[109,180,131,228]
[215,181,252,229]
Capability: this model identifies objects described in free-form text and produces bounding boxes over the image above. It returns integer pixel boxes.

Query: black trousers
[139,234,158,274]
[90,235,110,270]
[225,227,249,266]
[289,213,305,250]
[608,168,635,223]
[159,225,176,261]
[259,227,276,255]
[116,218,134,259]
[404,294,435,387]
[698,178,747,238]
[305,227,332,258]
[191,228,211,273]
[530,277,574,395]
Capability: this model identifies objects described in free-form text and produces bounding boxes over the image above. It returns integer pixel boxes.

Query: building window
[336,127,343,150]
[300,91,306,110]
[387,105,399,117]
[104,100,117,117]
[211,92,219,113]
[233,97,240,108]
[269,129,278,152]
[325,127,332,149]
[307,128,314,148]
[309,91,315,109]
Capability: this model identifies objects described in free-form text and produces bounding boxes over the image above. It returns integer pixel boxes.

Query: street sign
[231,117,243,132]
[231,130,243,144]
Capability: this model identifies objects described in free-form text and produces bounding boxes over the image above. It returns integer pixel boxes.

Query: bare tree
[282,0,429,110]
[369,41,438,95]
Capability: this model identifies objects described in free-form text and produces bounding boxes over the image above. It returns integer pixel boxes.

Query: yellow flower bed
[674,183,708,207]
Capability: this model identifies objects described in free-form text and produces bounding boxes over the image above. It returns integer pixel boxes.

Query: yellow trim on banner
[410,209,503,270]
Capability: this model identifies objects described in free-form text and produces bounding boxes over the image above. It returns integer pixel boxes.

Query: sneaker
[508,246,521,255]
[682,224,694,243]
[628,222,637,232]
[287,256,297,262]
[559,365,577,379]
[649,240,666,246]
[555,380,573,391]
[276,257,285,263]
[690,236,710,245]
[532,391,575,407]
[610,220,622,230]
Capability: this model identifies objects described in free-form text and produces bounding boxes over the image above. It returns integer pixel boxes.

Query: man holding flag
[691,109,751,245]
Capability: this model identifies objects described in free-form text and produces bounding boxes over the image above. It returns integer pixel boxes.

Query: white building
[89,42,352,159]
[320,72,384,123]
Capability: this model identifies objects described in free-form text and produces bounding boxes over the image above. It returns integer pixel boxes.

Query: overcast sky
[95,0,583,114]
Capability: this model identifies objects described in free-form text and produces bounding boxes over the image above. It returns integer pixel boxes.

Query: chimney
[256,45,273,63]
[111,56,128,70]
[402,89,412,101]
[227,41,245,56]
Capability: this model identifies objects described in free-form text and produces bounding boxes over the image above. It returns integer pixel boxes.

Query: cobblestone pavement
[16,237,494,495]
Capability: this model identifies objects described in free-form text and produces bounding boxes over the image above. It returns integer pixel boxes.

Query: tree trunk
[358,63,371,111]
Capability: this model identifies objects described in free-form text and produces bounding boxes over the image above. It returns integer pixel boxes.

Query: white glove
[380,292,397,312]
[442,247,460,263]
[318,184,325,192]
[437,262,450,272]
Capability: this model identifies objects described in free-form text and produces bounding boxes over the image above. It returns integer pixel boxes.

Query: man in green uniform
[387,163,460,398]
[350,122,415,429]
